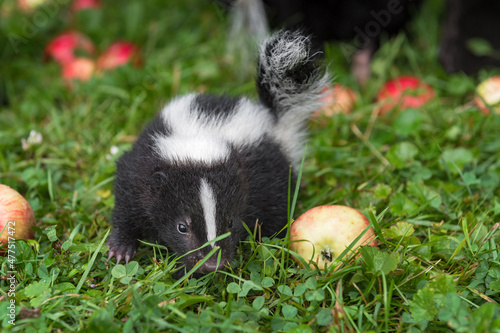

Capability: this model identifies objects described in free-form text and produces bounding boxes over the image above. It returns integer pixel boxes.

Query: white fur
[155,95,274,164]
[227,0,269,79]
[153,134,230,165]
[200,178,217,246]
[159,94,199,138]
[154,32,329,169]
[222,98,273,146]
[259,32,330,167]
[228,0,269,44]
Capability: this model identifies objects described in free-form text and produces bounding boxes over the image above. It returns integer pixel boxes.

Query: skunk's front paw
[106,230,138,264]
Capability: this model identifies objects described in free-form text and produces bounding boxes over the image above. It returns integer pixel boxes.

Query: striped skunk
[223,0,422,84]
[106,30,329,275]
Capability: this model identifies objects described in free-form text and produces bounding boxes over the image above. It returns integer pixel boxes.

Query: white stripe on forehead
[200,178,217,247]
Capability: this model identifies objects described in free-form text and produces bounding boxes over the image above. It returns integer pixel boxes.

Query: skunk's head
[141,143,249,274]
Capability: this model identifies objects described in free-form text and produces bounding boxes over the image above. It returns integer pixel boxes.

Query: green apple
[475,76,500,115]
[0,184,36,253]
[290,205,377,269]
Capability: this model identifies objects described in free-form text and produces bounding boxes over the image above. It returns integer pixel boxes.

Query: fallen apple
[377,75,434,115]
[474,76,500,115]
[71,0,101,12]
[290,205,377,269]
[62,57,95,81]
[97,41,141,71]
[17,0,48,12]
[318,84,357,116]
[44,31,95,65]
[0,184,36,253]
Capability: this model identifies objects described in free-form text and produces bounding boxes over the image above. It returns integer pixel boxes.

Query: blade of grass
[75,229,110,294]
[288,145,307,223]
[282,146,307,282]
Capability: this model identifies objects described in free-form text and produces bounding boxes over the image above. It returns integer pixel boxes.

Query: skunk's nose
[197,260,226,274]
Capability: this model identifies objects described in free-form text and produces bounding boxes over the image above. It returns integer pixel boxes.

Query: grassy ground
[1,0,500,331]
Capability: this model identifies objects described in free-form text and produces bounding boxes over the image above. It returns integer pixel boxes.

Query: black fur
[107,30,328,276]
[194,94,240,119]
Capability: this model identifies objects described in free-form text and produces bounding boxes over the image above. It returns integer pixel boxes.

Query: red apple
[318,84,357,116]
[377,75,434,115]
[71,0,101,12]
[62,57,95,81]
[97,41,141,71]
[0,185,36,253]
[17,0,48,12]
[44,31,95,65]
[290,205,377,269]
[474,76,500,115]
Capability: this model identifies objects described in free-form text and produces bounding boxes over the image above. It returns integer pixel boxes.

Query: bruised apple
[62,57,95,81]
[318,84,357,116]
[474,76,500,115]
[97,41,141,70]
[0,185,36,252]
[290,205,377,269]
[17,0,48,12]
[377,75,434,115]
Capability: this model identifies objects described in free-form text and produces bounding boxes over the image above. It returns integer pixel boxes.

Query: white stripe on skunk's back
[200,178,217,246]
[153,134,230,165]
[153,94,273,165]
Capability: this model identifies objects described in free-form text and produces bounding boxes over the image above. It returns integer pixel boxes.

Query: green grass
[1,0,500,331]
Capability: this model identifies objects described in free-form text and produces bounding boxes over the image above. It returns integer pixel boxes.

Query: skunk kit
[107,30,329,275]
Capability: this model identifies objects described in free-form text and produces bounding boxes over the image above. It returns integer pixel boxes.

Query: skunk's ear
[152,171,168,190]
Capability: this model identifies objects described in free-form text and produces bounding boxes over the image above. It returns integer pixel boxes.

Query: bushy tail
[257,30,330,167]
[226,0,269,80]
[257,30,330,116]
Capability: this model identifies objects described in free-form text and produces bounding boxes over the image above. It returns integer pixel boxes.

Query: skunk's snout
[188,249,229,274]
[197,259,227,274]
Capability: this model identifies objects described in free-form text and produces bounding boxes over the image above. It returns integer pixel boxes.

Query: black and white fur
[107,30,329,275]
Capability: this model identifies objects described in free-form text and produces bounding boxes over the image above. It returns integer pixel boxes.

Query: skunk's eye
[228,220,233,229]
[177,223,187,234]
[177,217,191,234]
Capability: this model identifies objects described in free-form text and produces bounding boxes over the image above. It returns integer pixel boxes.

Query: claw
[124,251,135,264]
[107,250,114,263]
[106,242,137,265]
[106,234,138,265]
[115,253,124,265]
[106,241,114,262]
